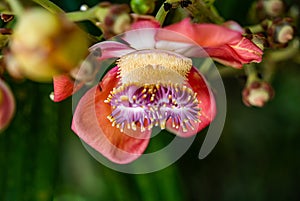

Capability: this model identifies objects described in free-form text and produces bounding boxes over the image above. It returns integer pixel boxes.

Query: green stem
[32,0,64,14]
[155,2,169,26]
[66,10,94,22]
[186,0,224,23]
[247,24,264,33]
[266,38,300,62]
[245,64,259,85]
[6,0,23,16]
[65,6,101,22]
[33,0,101,43]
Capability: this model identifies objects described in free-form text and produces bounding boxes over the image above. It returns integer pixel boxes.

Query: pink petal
[72,67,151,164]
[162,18,263,68]
[204,38,263,68]
[163,18,241,46]
[53,74,83,102]
[131,19,160,30]
[166,67,216,137]
[89,41,135,60]
[0,79,15,131]
[222,20,245,34]
[230,37,263,63]
[122,29,157,50]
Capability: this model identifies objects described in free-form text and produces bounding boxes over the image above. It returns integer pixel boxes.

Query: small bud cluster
[250,0,286,23]
[249,0,296,48]
[242,81,274,107]
[96,3,132,39]
[262,18,295,48]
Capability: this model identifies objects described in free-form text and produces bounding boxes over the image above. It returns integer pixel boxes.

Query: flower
[72,23,215,163]
[0,79,15,132]
[56,18,263,164]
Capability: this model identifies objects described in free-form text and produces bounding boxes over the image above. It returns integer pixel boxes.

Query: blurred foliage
[1,0,300,201]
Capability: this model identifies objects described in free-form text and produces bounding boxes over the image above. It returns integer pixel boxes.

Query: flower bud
[130,0,156,14]
[264,18,294,47]
[249,0,285,23]
[10,8,89,82]
[0,79,15,132]
[96,3,132,39]
[263,0,285,17]
[242,81,274,107]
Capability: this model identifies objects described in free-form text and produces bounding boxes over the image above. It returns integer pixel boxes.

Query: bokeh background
[1,0,300,200]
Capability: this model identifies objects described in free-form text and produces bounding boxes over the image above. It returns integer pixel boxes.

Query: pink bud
[242,81,274,107]
[0,79,15,132]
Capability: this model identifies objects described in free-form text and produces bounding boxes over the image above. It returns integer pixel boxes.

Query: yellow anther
[160,120,166,129]
[120,95,129,101]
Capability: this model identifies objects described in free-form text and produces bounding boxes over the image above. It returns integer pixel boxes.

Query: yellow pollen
[117,50,192,85]
[120,95,129,101]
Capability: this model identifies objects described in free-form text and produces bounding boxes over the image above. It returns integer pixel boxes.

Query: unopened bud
[275,23,294,44]
[242,81,274,107]
[249,0,285,23]
[264,18,295,47]
[0,79,15,132]
[96,3,132,39]
[130,0,156,14]
[10,8,89,82]
[263,0,284,17]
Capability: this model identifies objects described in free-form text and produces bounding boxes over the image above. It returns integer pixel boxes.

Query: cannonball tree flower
[59,18,263,164]
[53,19,263,101]
[0,79,15,132]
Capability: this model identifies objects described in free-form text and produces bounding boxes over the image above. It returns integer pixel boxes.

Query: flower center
[117,50,192,85]
[105,83,200,132]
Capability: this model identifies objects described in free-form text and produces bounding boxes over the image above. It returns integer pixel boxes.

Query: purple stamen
[105,83,200,132]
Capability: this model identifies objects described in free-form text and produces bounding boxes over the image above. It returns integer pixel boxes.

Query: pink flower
[161,18,263,68]
[69,21,217,164]
[55,18,263,163]
[0,79,15,132]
